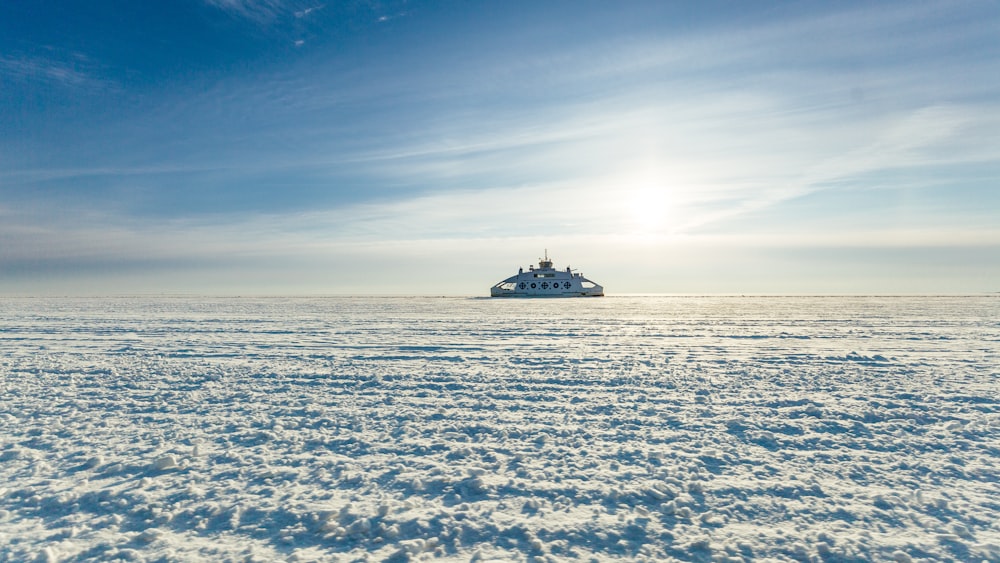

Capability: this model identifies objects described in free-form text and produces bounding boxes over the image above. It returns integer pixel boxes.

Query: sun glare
[626,186,673,234]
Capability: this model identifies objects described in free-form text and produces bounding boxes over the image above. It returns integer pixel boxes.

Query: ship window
[563,282,571,289]
[533,273,555,278]
[519,282,526,289]
[530,282,536,289]
[541,282,549,289]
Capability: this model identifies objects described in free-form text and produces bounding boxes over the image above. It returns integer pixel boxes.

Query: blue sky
[2,0,998,295]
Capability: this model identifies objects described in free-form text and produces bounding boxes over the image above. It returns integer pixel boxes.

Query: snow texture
[1,296,998,562]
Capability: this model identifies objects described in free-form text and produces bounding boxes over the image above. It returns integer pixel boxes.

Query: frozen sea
[1,296,998,563]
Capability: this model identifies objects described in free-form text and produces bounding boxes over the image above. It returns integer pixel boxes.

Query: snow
[1,295,998,562]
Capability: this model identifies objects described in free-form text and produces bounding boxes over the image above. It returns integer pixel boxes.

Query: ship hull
[490,289,604,297]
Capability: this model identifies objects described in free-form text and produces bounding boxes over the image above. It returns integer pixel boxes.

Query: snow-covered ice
[1,296,998,562]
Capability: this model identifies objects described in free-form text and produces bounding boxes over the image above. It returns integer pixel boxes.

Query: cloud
[328,85,998,239]
[206,0,401,26]
[671,104,992,233]
[202,0,289,21]
[0,52,107,90]
[294,4,323,18]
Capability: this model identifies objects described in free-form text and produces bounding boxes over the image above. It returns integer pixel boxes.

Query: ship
[490,251,604,297]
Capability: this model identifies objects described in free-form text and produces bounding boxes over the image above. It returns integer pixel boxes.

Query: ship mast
[539,249,553,269]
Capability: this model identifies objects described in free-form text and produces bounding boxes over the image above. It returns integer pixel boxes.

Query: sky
[2,0,998,295]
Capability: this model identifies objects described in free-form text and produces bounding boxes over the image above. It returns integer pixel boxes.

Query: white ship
[490,251,604,297]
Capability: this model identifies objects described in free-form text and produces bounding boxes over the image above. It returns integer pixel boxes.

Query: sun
[626,185,672,234]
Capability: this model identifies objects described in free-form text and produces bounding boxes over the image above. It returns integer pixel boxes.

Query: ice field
[1,296,998,562]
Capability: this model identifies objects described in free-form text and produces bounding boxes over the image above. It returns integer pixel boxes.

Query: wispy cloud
[669,103,996,233]
[206,0,402,25]
[294,4,323,18]
[202,0,290,21]
[0,52,108,90]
